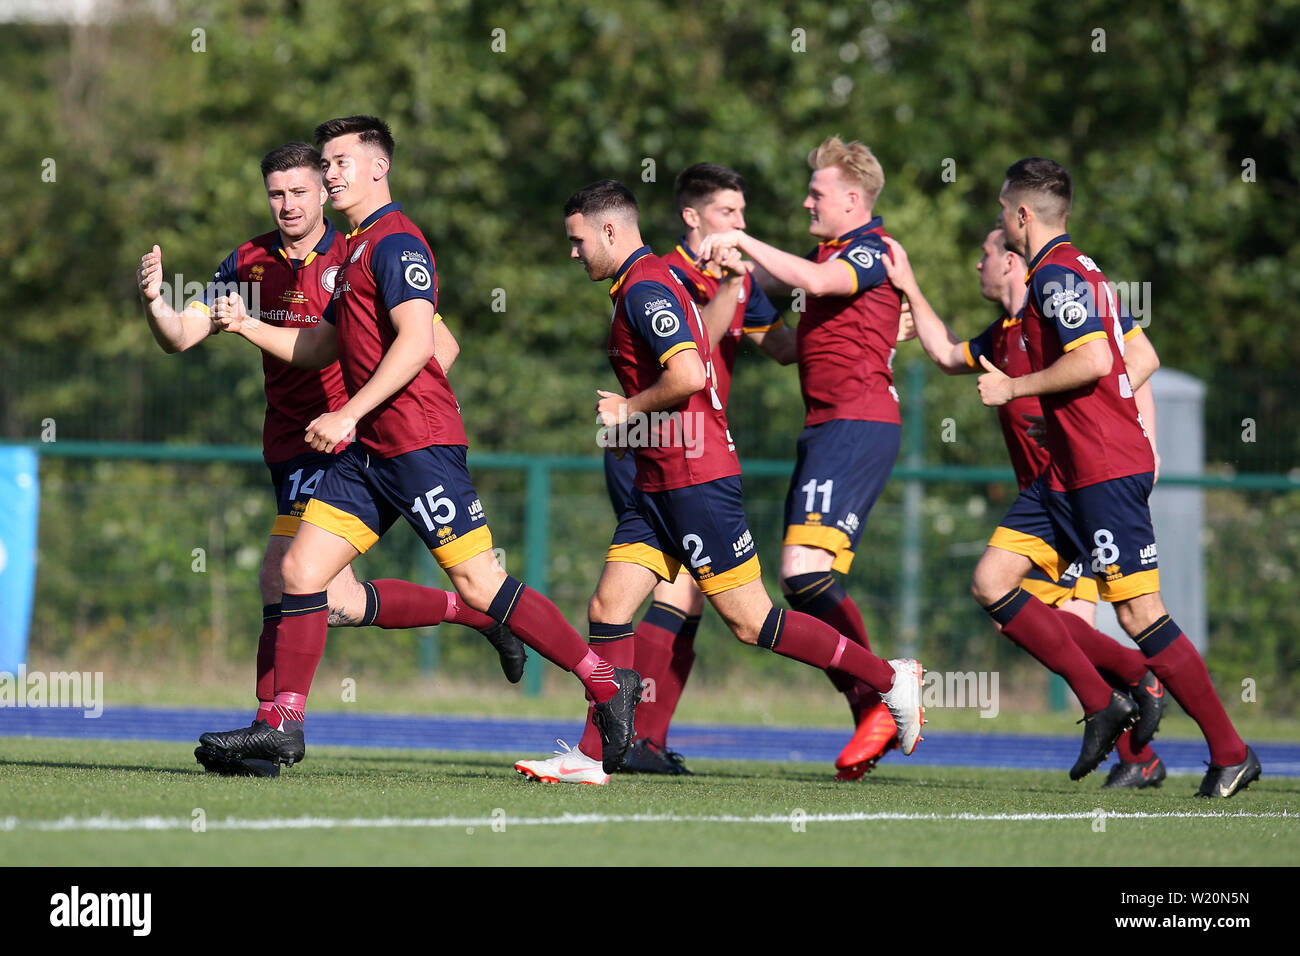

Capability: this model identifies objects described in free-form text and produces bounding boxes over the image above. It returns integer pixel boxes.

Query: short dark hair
[674,163,747,213]
[260,142,322,179]
[563,180,639,221]
[313,115,395,159]
[1004,157,1072,222]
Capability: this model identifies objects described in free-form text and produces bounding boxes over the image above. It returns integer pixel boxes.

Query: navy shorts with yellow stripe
[782,419,900,573]
[302,444,493,569]
[990,473,1159,602]
[1021,558,1099,607]
[266,452,336,537]
[606,475,761,596]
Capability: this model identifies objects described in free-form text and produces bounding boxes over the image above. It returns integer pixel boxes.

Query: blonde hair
[808,136,884,206]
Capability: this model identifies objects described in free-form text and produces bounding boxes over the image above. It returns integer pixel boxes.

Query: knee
[449,565,504,614]
[970,569,1003,608]
[258,560,283,603]
[279,547,315,594]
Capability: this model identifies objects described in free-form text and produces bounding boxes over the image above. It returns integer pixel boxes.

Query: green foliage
[4,2,1297,706]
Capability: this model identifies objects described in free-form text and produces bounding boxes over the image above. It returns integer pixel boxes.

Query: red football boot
[834,699,900,780]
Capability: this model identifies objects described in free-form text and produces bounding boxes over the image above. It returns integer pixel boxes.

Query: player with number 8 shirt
[969,157,1258,794]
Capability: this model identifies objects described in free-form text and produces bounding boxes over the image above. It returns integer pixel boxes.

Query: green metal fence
[6,434,1298,710]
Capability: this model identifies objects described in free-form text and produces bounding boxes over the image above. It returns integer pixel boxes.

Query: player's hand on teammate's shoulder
[137,244,163,302]
[977,354,1014,407]
[213,292,252,332]
[880,236,917,293]
[896,299,917,342]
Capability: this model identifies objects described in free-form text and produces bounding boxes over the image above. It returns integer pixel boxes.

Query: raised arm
[137,244,217,354]
[214,291,338,369]
[695,229,856,298]
[880,237,970,374]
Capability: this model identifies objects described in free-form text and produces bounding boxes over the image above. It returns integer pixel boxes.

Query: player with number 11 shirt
[513,180,925,786]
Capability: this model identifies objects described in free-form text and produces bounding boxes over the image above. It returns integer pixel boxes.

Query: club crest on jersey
[405,263,432,291]
[651,309,680,337]
[321,265,339,294]
[350,240,369,263]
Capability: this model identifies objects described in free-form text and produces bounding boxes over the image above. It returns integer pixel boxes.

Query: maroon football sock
[1144,631,1247,766]
[658,617,700,746]
[760,610,896,693]
[1055,610,1148,684]
[784,572,881,713]
[983,588,1113,713]
[439,589,496,630]
[631,613,677,748]
[578,627,636,758]
[255,603,280,712]
[485,576,589,671]
[272,591,329,705]
[362,579,450,629]
[1115,730,1153,763]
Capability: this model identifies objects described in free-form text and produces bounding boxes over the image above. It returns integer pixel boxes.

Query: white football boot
[514,739,610,785]
[879,659,926,755]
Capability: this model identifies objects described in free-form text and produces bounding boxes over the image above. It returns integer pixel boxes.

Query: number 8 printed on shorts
[1091,528,1120,574]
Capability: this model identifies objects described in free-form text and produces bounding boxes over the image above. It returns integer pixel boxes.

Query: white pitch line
[0,810,1292,832]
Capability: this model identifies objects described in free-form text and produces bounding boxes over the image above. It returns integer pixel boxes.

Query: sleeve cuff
[1062,330,1108,353]
[745,317,783,335]
[658,341,698,365]
[838,258,859,295]
[962,341,977,368]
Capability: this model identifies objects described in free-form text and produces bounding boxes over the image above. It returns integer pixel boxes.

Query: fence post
[522,459,552,696]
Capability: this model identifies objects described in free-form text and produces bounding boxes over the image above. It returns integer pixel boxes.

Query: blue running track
[3,706,1298,775]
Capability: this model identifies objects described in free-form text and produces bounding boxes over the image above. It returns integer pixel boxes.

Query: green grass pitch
[2,737,1296,866]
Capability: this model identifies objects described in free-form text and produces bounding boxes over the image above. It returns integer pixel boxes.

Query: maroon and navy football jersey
[607,246,739,492]
[1021,234,1153,491]
[194,221,350,463]
[797,217,903,428]
[662,240,782,408]
[326,202,468,456]
[964,311,1047,490]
